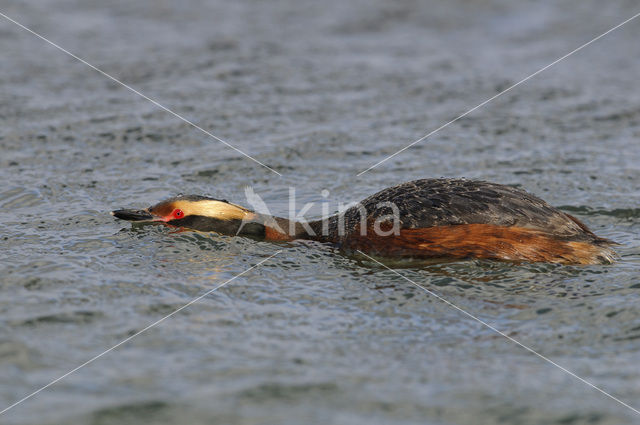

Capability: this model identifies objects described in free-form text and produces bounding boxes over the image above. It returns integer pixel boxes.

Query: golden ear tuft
[172,199,254,221]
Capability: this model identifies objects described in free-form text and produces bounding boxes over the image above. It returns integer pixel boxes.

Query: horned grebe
[112,179,616,265]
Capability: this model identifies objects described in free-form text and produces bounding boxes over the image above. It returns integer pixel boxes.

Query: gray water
[2,0,640,424]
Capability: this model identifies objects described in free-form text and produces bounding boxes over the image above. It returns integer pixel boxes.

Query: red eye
[173,209,184,219]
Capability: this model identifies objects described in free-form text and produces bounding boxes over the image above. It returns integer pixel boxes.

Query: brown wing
[342,224,615,265]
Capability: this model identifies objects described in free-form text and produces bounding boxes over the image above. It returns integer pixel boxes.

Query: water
[1,0,640,423]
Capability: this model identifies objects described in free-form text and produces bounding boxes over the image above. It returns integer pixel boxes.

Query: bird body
[112,179,616,265]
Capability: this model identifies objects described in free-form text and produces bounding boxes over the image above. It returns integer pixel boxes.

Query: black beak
[111,208,155,222]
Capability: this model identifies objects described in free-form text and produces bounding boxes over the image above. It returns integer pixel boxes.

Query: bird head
[111,195,264,236]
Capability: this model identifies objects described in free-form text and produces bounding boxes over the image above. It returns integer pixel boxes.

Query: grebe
[111,179,616,265]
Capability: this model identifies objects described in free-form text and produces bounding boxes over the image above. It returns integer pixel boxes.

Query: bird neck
[253,214,331,242]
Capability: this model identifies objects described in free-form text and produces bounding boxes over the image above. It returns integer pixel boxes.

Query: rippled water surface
[2,0,640,424]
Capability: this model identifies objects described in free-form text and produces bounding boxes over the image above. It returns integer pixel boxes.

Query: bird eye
[173,209,184,219]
